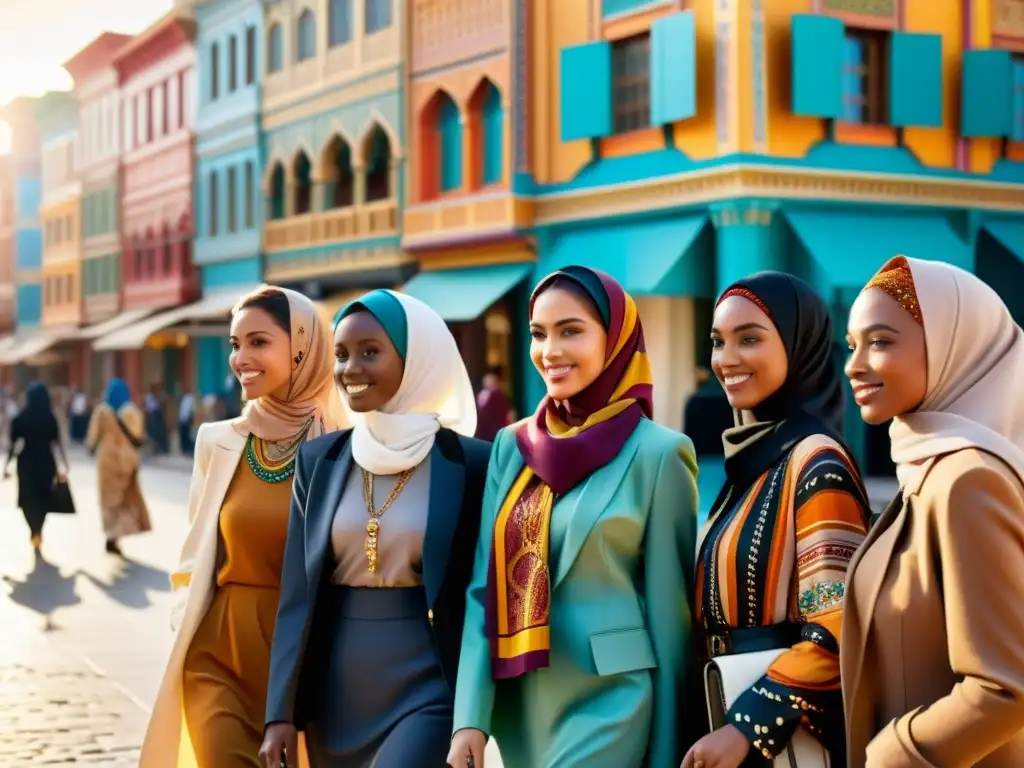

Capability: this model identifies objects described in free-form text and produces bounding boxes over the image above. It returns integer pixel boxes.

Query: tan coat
[842,448,1024,767]
[86,403,151,539]
[139,421,308,767]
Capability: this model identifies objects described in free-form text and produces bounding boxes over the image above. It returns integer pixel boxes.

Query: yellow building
[37,92,83,331]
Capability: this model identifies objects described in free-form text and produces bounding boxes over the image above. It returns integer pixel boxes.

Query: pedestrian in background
[140,286,345,768]
[86,378,151,557]
[474,365,513,441]
[3,381,69,555]
[178,388,196,455]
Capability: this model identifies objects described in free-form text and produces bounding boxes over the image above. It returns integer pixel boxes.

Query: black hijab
[20,381,59,435]
[715,272,847,503]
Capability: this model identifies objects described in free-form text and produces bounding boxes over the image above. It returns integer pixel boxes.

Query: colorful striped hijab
[487,266,653,678]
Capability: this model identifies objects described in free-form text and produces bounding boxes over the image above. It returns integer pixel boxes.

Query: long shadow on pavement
[2,554,82,628]
[80,556,170,610]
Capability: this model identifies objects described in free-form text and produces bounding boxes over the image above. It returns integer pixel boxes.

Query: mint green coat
[453,418,699,767]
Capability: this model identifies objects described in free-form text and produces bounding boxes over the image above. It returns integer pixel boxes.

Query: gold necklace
[362,467,416,573]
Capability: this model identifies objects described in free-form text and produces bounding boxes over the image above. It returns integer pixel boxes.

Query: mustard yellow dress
[182,459,292,766]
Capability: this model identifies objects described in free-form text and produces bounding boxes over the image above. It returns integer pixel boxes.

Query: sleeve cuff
[728,677,800,759]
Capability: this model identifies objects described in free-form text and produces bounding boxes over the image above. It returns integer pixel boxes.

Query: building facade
[64,33,135,394]
[0,156,15,339]
[193,0,265,397]
[103,12,199,397]
[400,0,537,411]
[517,0,1024,475]
[260,0,410,320]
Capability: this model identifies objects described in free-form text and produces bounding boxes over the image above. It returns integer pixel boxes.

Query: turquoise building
[193,0,265,397]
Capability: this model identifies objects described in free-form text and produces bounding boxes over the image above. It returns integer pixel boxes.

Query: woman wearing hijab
[140,286,346,767]
[86,378,150,556]
[448,267,698,768]
[3,381,69,554]
[259,289,488,768]
[683,272,870,768]
[843,256,1024,767]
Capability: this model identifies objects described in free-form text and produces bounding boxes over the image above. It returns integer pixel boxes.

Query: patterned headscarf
[487,266,653,679]
[231,286,346,443]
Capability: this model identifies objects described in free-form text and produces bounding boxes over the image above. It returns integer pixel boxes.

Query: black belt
[703,623,802,659]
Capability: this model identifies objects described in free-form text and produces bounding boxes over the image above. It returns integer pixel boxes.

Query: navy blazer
[264,426,490,728]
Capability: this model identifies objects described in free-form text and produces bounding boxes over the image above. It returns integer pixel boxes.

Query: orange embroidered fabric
[865,256,924,325]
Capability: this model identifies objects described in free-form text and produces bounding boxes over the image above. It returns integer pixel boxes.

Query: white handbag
[704,648,831,768]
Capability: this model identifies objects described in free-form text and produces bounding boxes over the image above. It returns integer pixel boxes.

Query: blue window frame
[329,0,353,46]
[1013,56,1024,141]
[438,95,463,193]
[366,0,392,35]
[268,24,283,72]
[297,10,317,62]
[481,85,503,186]
[841,29,889,125]
[842,36,864,123]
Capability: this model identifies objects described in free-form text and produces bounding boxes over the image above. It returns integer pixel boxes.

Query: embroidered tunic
[696,433,869,762]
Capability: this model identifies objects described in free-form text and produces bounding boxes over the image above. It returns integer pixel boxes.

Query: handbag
[48,476,76,515]
[704,641,830,768]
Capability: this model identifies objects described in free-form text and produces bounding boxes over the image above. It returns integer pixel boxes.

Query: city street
[0,449,897,765]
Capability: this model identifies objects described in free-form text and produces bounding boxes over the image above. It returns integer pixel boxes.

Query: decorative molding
[751,0,767,154]
[994,0,1024,41]
[264,244,412,282]
[714,0,735,152]
[534,164,1024,226]
[402,194,534,248]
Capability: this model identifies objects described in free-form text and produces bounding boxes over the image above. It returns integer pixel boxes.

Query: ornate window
[480,83,503,186]
[297,10,317,62]
[437,94,463,193]
[841,29,889,125]
[268,24,284,73]
[329,0,353,47]
[611,33,651,134]
[366,0,392,34]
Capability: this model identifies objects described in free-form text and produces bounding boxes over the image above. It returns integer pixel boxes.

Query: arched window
[322,136,354,208]
[269,163,286,220]
[297,10,317,62]
[267,24,283,73]
[437,94,462,193]
[480,84,503,185]
[363,124,392,202]
[365,0,392,34]
[293,152,313,215]
[329,0,353,46]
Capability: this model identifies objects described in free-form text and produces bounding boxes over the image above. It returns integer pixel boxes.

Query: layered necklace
[362,466,416,573]
[246,416,315,484]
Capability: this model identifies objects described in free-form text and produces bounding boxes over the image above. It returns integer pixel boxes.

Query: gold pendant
[365,517,380,573]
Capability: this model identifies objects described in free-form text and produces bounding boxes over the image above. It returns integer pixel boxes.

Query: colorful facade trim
[0,157,15,334]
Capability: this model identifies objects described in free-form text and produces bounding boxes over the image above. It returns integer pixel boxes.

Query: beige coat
[842,448,1024,767]
[86,403,151,539]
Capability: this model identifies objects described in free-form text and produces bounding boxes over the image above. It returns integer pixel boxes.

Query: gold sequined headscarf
[867,257,1024,488]
[864,255,923,325]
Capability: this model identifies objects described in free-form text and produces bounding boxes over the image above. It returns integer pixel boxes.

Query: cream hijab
[232,286,347,443]
[889,257,1024,488]
[340,291,477,475]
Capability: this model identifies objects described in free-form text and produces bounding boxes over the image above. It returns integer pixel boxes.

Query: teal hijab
[334,289,408,360]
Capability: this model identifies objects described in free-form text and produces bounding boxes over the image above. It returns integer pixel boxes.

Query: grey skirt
[304,586,453,768]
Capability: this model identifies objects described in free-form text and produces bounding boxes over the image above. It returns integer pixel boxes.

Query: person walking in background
[3,381,69,555]
[449,266,698,768]
[68,388,90,443]
[843,256,1024,766]
[140,286,345,768]
[86,378,151,557]
[474,365,513,442]
[145,384,169,455]
[178,388,197,455]
[684,273,869,768]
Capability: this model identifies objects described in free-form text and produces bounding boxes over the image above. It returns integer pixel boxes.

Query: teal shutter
[559,41,613,142]
[791,14,845,118]
[962,49,1012,137]
[890,32,943,127]
[650,11,697,126]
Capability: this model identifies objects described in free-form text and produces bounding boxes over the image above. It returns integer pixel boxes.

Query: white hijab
[342,291,477,475]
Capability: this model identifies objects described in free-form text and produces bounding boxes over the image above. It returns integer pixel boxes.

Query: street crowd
[3,256,1023,768]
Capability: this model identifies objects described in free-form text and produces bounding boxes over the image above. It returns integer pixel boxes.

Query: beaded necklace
[245,417,313,484]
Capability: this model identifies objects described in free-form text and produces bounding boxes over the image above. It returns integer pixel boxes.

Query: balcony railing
[402,193,534,248]
[263,199,398,253]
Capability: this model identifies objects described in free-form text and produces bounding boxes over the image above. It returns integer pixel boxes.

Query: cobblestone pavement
[0,609,147,766]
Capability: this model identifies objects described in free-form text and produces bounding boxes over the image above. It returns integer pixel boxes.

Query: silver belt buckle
[707,633,729,657]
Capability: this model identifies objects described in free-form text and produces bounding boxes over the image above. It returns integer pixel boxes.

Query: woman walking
[448,266,699,768]
[140,286,345,767]
[260,289,488,767]
[843,256,1024,766]
[86,378,150,556]
[683,272,870,768]
[3,381,69,554]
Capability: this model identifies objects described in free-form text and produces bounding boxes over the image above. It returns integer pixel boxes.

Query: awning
[0,327,72,366]
[983,220,1024,262]
[93,287,260,351]
[786,210,972,293]
[539,214,712,297]
[400,263,534,322]
[78,307,159,340]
